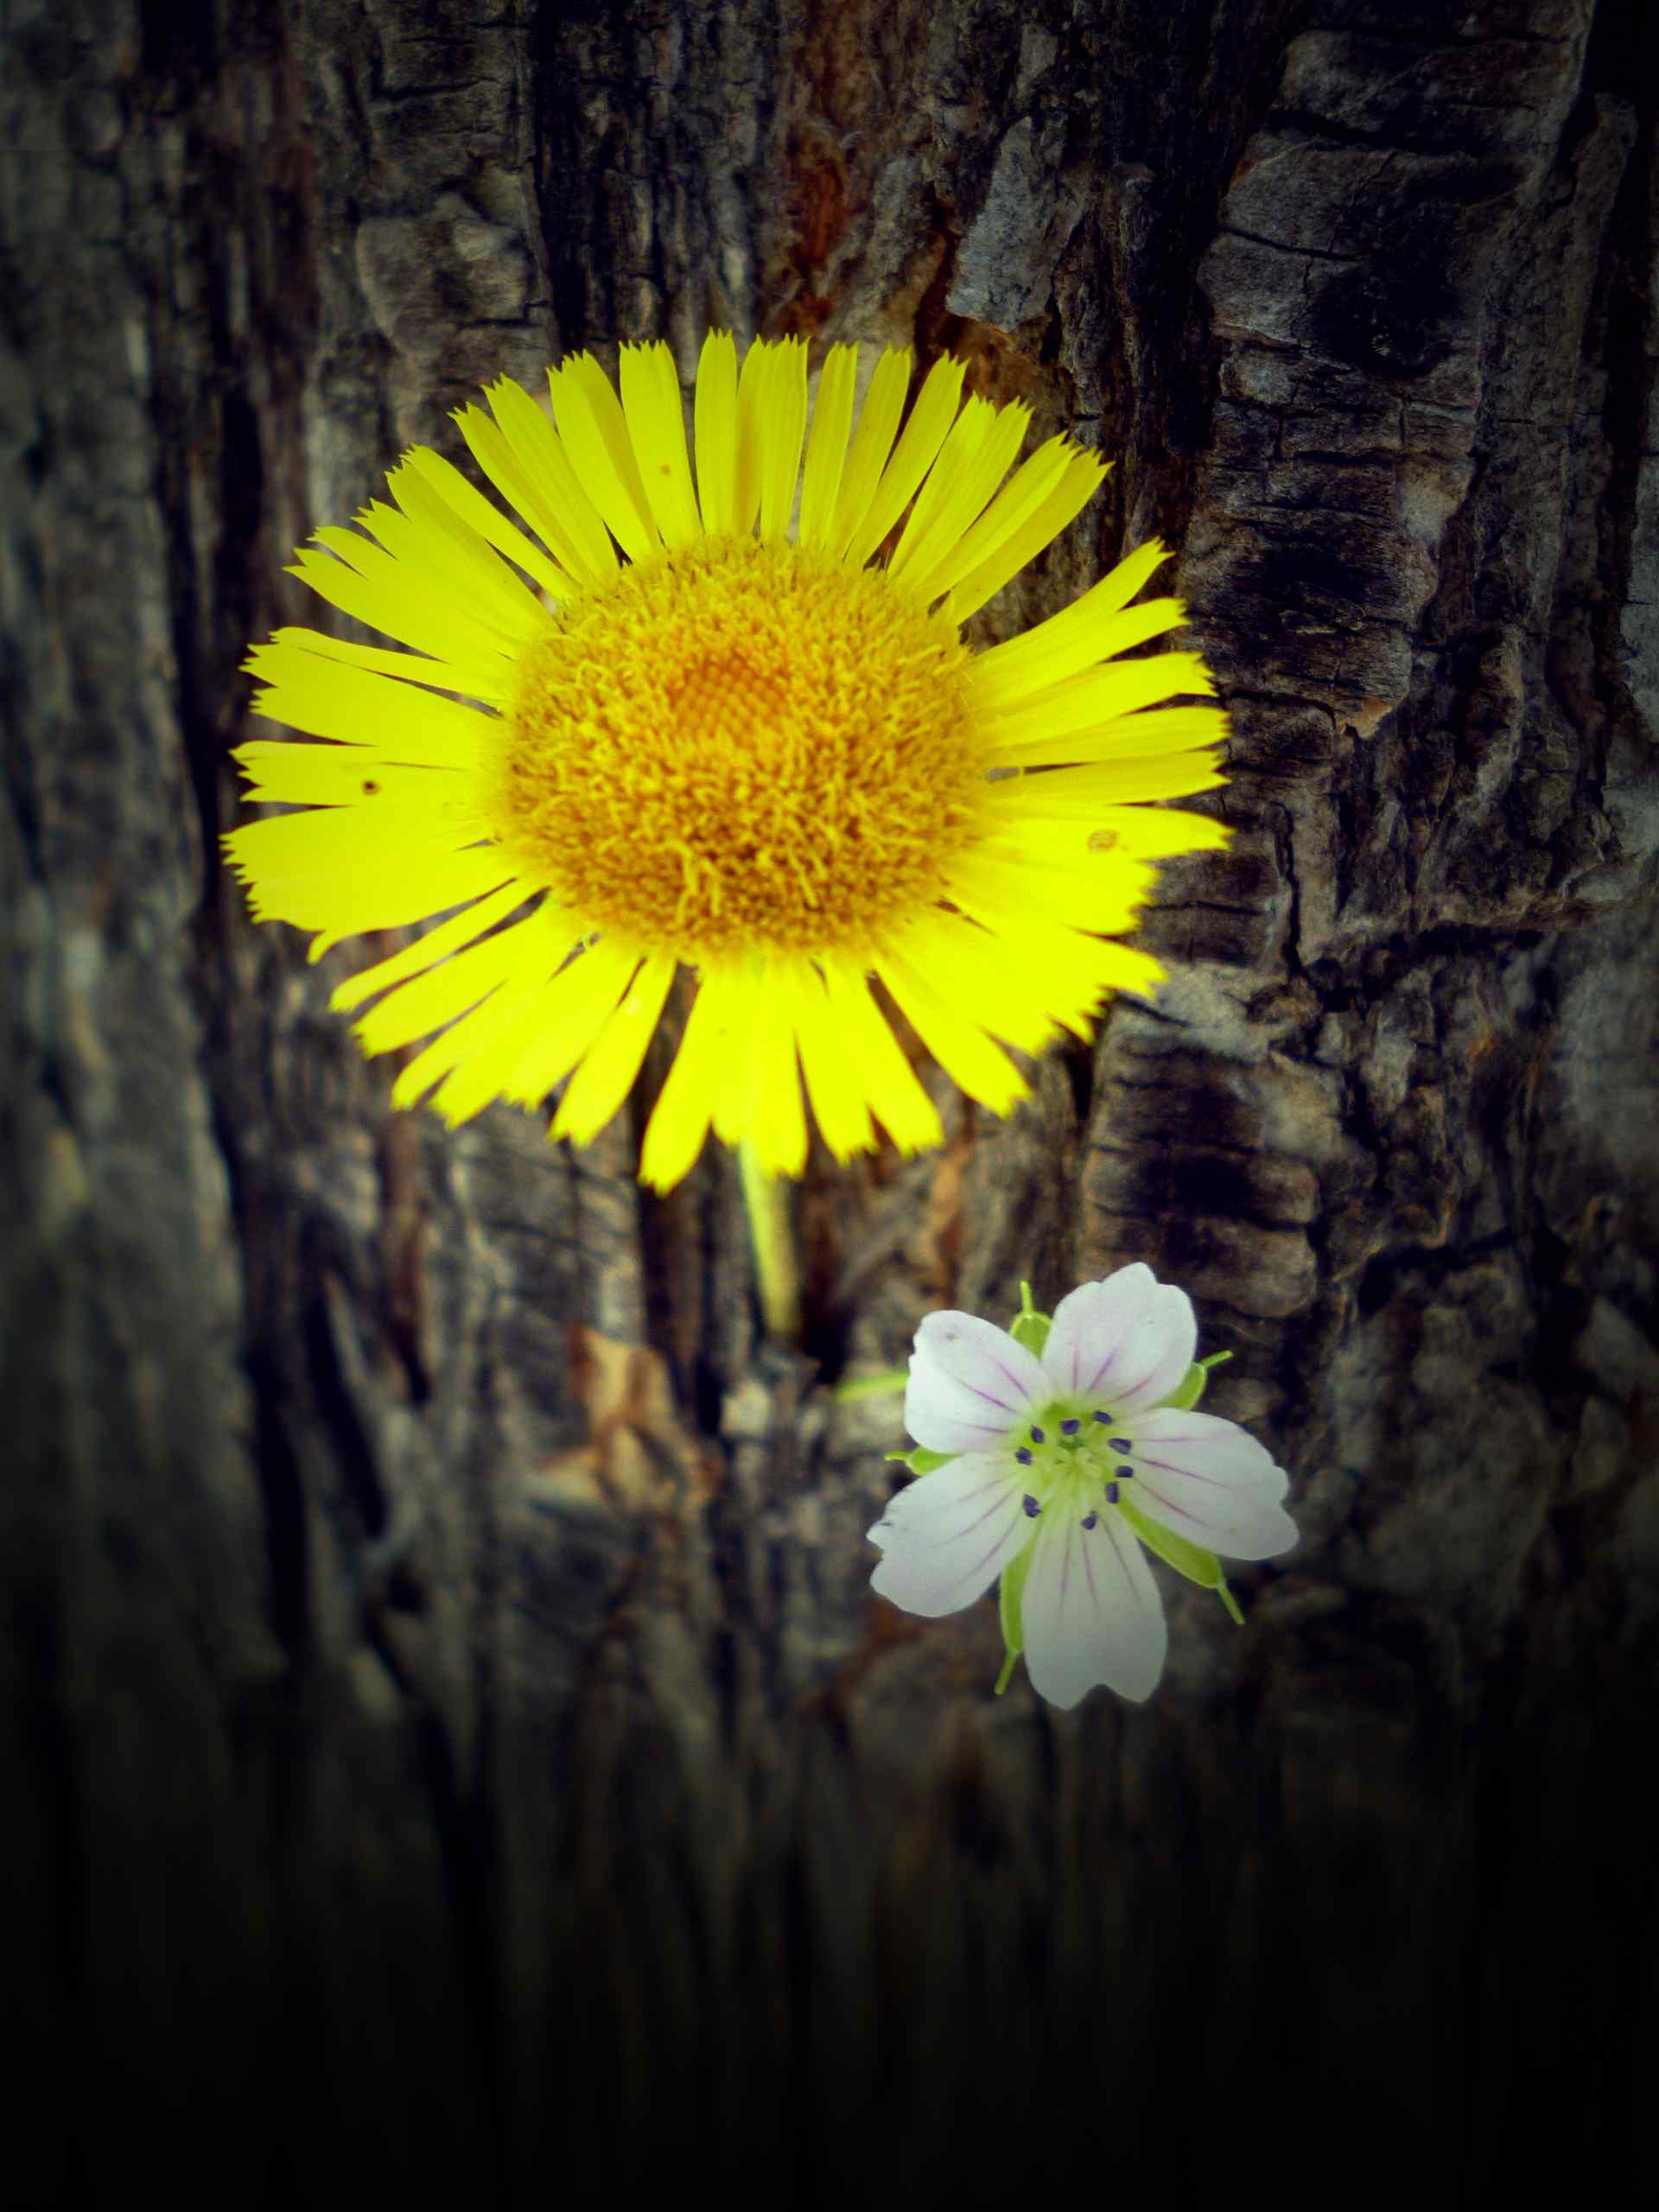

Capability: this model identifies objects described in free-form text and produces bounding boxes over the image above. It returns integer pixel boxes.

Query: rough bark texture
[3,1,1656,2205]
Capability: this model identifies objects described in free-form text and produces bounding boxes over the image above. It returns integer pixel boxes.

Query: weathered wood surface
[3,1,1655,2203]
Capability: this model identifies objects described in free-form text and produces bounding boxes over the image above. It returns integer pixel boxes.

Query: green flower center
[1009,1400,1138,1523]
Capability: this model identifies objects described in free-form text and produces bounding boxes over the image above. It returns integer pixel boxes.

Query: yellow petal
[619,341,702,549]
[547,353,660,564]
[328,882,537,1014]
[551,951,678,1144]
[988,703,1229,772]
[819,959,943,1154]
[886,911,1060,1056]
[502,937,644,1103]
[353,906,557,1056]
[390,984,523,1110]
[786,961,875,1162]
[970,537,1173,706]
[891,396,996,559]
[225,798,486,874]
[474,376,619,584]
[873,946,1032,1116]
[287,538,520,671]
[733,337,768,538]
[231,741,478,811]
[921,435,1075,606]
[354,483,556,645]
[934,906,1166,1033]
[258,624,501,703]
[757,337,809,543]
[987,652,1218,753]
[429,931,588,1126]
[452,404,577,582]
[694,329,740,536]
[709,962,808,1176]
[825,346,912,560]
[944,840,1147,935]
[639,970,734,1191]
[244,642,498,766]
[986,751,1227,811]
[399,446,576,601]
[842,353,967,571]
[939,444,1107,624]
[1076,594,1189,659]
[226,831,513,936]
[1086,805,1233,858]
[890,396,1032,606]
[797,343,859,549]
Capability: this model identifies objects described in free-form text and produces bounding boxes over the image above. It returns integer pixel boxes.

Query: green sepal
[1116,1490,1226,1590]
[1007,1280,1052,1359]
[995,1541,1036,1695]
[1164,1364,1206,1412]
[1162,1349,1232,1412]
[1118,1491,1245,1624]
[884,1445,956,1476]
[833,1367,909,1403]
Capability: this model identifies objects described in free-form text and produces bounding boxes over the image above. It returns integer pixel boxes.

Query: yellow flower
[226,334,1229,1192]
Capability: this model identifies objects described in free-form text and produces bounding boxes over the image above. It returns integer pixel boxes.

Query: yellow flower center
[490,535,993,960]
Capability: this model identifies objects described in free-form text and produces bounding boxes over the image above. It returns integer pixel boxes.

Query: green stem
[737,1141,801,1344]
[831,1367,909,1403]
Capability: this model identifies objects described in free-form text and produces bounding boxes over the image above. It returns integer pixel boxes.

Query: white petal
[868,1452,1032,1618]
[1020,1503,1168,1708]
[903,1310,1050,1456]
[1123,1408,1299,1560]
[1043,1266,1197,1414]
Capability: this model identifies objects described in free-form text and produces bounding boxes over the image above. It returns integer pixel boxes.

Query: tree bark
[3,1,1656,2205]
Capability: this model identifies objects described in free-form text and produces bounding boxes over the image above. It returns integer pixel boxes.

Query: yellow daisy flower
[226,334,1229,1192]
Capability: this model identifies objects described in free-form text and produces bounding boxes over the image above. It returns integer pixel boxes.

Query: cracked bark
[3,1,1656,2205]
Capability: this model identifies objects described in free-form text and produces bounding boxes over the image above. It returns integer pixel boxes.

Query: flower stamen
[492,536,992,962]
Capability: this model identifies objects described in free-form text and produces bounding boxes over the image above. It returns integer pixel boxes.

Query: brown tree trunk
[4,1,1656,2204]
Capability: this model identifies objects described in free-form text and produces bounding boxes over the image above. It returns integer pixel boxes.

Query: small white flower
[866,1263,1298,1709]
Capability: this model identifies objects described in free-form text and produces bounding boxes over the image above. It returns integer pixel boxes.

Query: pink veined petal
[867,1454,1032,1619]
[1042,1265,1197,1414]
[904,1310,1051,1456]
[1122,1409,1299,1562]
[1020,1503,1168,1708]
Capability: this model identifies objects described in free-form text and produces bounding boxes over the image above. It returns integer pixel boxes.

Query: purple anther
[1014,1446,1033,1466]
[1029,1425,1045,1445]
[1091,1409,1111,1426]
[1022,1494,1041,1517]
[1109,1437,1133,1456]
[1080,1511,1097,1530]
[1059,1418,1081,1435]
[1105,1482,1120,1505]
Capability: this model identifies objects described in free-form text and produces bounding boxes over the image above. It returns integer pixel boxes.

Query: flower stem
[737,1141,801,1344]
[831,1367,908,1402]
